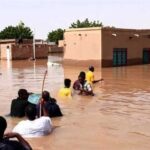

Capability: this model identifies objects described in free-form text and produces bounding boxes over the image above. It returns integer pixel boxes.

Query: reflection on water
[0,54,150,150]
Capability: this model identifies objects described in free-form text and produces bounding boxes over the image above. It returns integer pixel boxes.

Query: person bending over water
[0,116,32,150]
[73,71,94,96]
[73,72,84,93]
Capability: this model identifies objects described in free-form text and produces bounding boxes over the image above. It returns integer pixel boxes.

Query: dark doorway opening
[143,48,150,64]
[113,48,127,67]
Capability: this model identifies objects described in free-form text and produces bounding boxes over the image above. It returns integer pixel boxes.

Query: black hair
[25,105,37,121]
[0,116,7,139]
[42,91,50,101]
[79,71,86,79]
[64,78,71,88]
[18,89,29,100]
[89,66,94,72]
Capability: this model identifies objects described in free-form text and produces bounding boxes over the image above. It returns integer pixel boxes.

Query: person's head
[18,89,29,100]
[25,105,37,121]
[42,91,50,101]
[89,66,94,72]
[64,78,71,88]
[78,71,86,84]
[0,116,7,139]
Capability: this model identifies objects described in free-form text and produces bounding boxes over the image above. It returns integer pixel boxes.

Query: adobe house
[63,27,150,67]
[0,39,48,60]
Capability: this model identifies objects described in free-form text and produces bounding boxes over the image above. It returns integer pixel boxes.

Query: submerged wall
[0,44,48,60]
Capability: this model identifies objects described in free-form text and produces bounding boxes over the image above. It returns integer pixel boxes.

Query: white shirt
[13,116,52,138]
[83,81,92,92]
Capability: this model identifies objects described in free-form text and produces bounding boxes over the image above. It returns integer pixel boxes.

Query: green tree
[0,21,33,39]
[47,28,64,44]
[70,18,103,28]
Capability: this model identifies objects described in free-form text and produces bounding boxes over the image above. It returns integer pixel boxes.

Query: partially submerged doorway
[113,48,127,67]
[143,48,150,64]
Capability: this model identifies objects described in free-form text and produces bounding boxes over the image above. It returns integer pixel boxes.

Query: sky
[0,0,150,39]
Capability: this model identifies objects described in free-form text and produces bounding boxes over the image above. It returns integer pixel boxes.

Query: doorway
[143,48,150,64]
[6,46,12,60]
[113,48,127,66]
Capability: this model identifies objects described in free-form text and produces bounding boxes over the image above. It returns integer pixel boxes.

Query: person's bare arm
[4,132,32,150]
[93,78,104,84]
[43,105,49,116]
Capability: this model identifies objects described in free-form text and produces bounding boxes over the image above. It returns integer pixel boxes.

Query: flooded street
[0,54,150,150]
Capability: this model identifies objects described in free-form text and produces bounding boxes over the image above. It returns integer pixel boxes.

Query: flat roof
[65,27,150,33]
[65,27,102,32]
[0,39,16,44]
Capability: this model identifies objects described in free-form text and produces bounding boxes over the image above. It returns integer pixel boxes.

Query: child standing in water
[86,66,103,84]
[59,78,72,98]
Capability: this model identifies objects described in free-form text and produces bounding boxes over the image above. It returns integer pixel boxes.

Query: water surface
[0,55,150,150]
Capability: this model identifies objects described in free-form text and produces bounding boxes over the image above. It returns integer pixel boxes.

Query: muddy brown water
[0,54,150,150]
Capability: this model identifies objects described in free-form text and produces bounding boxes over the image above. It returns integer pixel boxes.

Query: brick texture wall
[11,44,48,60]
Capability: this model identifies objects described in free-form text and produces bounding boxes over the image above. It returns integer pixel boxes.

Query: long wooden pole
[40,70,47,117]
[41,70,48,93]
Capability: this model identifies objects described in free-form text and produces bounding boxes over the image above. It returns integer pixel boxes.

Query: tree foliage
[0,21,33,39]
[70,18,103,28]
[47,28,64,44]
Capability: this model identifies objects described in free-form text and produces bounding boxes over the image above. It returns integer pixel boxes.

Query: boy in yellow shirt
[59,78,72,98]
[86,66,103,84]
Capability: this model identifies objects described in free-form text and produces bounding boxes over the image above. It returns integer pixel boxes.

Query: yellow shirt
[58,87,72,98]
[86,71,94,84]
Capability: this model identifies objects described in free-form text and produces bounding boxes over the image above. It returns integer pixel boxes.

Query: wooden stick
[41,70,48,93]
[39,70,47,117]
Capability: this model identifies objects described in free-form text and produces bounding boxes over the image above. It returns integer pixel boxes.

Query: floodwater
[0,54,150,150]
